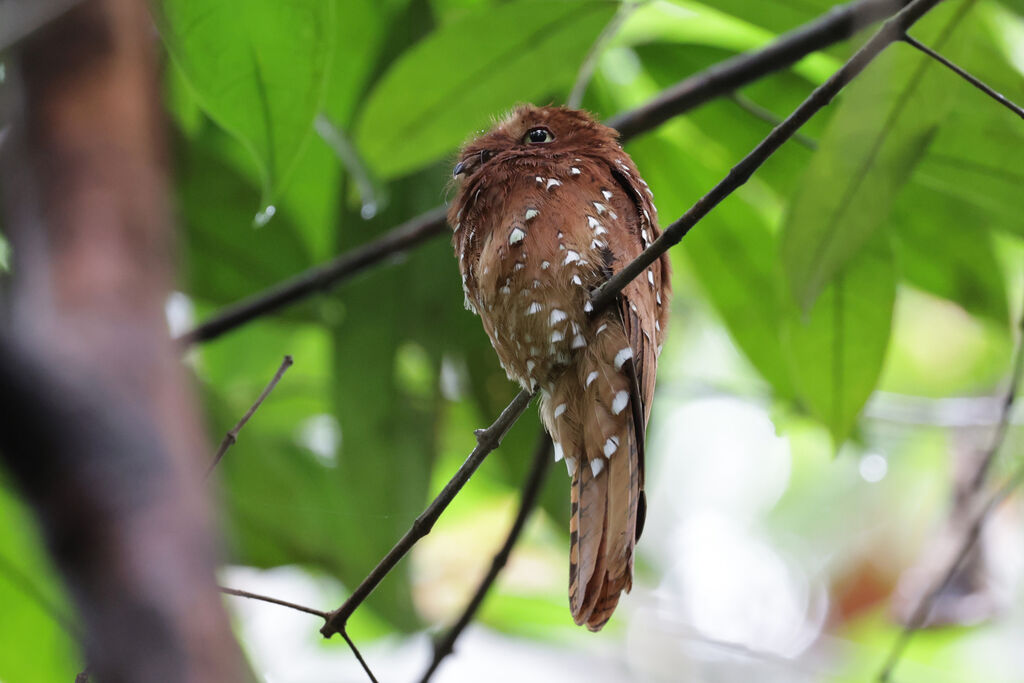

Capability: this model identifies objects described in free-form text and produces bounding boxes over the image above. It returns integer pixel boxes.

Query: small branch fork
[178,0,916,348]
[901,34,1024,121]
[877,281,1024,682]
[206,354,293,477]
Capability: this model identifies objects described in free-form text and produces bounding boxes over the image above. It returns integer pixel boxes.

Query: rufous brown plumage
[449,105,670,630]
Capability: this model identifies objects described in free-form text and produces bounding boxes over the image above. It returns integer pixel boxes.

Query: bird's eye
[524,127,554,144]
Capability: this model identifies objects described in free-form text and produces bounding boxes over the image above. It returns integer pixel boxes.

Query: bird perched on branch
[449,105,670,630]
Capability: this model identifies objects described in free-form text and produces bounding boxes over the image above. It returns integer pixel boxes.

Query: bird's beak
[453,160,467,178]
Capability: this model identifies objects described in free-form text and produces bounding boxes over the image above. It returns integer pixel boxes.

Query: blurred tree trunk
[0,1,249,681]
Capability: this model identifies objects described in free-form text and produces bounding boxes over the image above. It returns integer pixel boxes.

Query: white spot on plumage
[535,176,544,185]
[532,279,541,288]
[591,239,604,250]
[657,291,662,305]
[526,302,542,315]
[583,301,593,313]
[603,436,620,457]
[553,442,564,462]
[454,222,461,232]
[546,178,561,191]
[655,320,661,332]
[585,371,599,387]
[527,360,536,374]
[514,262,524,271]
[614,347,633,370]
[554,403,567,418]
[570,167,581,175]
[509,227,525,245]
[596,323,608,335]
[572,335,586,349]
[648,269,655,286]
[591,458,605,476]
[571,274,582,286]
[541,260,550,269]
[551,330,564,343]
[594,225,607,236]
[601,189,613,201]
[564,251,580,265]
[612,390,628,415]
[587,216,601,229]
[566,456,578,476]
[525,208,539,221]
[593,202,607,215]
[550,309,567,324]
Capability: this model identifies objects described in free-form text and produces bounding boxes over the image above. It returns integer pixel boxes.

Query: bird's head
[452,105,620,179]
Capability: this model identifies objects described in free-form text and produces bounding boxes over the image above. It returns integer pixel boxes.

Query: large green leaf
[157,0,335,204]
[782,234,896,446]
[353,0,617,179]
[780,0,977,310]
[892,184,1008,325]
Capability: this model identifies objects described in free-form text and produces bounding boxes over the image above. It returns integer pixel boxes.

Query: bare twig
[420,430,553,683]
[180,0,912,348]
[877,470,1024,681]
[320,0,942,650]
[320,389,533,637]
[730,93,819,150]
[902,34,1024,121]
[340,629,380,683]
[877,282,1024,681]
[567,1,640,109]
[591,0,944,312]
[206,354,294,477]
[220,586,327,619]
[178,206,450,346]
[220,586,379,682]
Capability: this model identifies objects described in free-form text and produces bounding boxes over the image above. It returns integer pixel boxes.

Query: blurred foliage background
[2,0,1024,680]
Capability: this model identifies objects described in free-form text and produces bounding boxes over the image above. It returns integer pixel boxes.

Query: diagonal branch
[877,280,1024,681]
[320,0,944,647]
[590,0,944,312]
[902,34,1024,121]
[420,430,553,683]
[320,390,534,637]
[179,0,912,348]
[206,354,293,477]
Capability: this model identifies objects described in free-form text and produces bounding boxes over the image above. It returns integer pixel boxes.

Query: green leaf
[782,234,896,446]
[156,0,335,204]
[353,0,617,179]
[780,0,977,310]
[892,184,1008,325]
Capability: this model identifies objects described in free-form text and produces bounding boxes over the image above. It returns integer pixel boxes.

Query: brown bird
[449,105,670,630]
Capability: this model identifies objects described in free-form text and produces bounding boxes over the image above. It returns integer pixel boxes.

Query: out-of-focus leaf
[782,234,896,446]
[354,0,617,179]
[0,486,80,681]
[176,130,314,309]
[157,0,335,204]
[0,232,8,272]
[684,0,839,37]
[892,184,1009,325]
[780,0,976,310]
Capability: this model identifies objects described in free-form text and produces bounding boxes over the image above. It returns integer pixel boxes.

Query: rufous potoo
[449,105,670,630]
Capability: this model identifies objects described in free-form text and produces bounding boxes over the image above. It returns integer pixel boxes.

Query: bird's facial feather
[453,105,619,178]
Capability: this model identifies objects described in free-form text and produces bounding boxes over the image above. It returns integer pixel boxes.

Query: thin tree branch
[319,0,941,648]
[877,470,1024,681]
[590,0,944,312]
[605,0,911,139]
[420,430,553,683]
[877,282,1024,681]
[340,629,380,683]
[177,205,450,346]
[902,34,1024,121]
[219,586,380,683]
[730,93,819,150]
[180,0,911,348]
[320,389,534,638]
[206,354,294,477]
[219,586,327,619]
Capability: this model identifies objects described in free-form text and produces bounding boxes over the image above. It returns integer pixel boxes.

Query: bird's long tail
[541,326,643,631]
